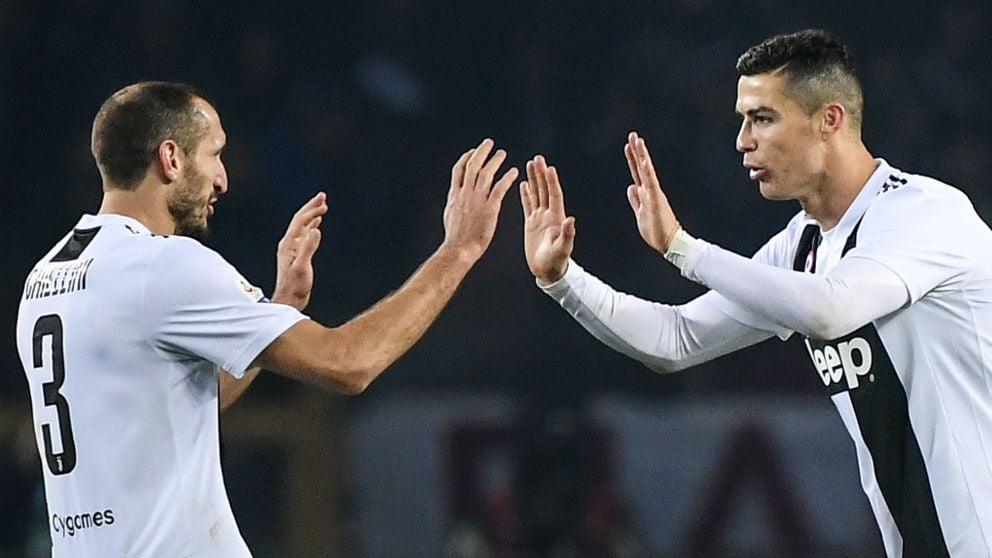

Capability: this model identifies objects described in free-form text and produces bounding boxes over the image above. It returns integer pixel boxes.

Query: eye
[754,115,773,124]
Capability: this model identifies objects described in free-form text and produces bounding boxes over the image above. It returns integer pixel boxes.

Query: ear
[820,102,846,137]
[156,140,182,183]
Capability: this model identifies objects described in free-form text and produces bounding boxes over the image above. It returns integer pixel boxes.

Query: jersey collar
[821,158,893,243]
[77,213,153,235]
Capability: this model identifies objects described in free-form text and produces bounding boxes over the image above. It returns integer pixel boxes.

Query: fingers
[526,156,549,209]
[288,192,328,234]
[631,134,662,196]
[451,138,520,202]
[520,154,566,219]
[450,149,473,190]
[476,148,508,191]
[520,181,534,217]
[490,166,519,204]
[625,132,641,186]
[545,165,565,216]
[461,138,495,189]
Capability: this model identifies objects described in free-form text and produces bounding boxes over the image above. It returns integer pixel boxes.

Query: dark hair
[736,29,863,131]
[90,81,213,189]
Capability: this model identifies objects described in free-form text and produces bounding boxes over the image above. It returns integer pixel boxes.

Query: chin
[758,182,790,201]
[175,221,210,241]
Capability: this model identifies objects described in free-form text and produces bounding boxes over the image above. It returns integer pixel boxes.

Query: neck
[800,142,877,231]
[98,180,176,235]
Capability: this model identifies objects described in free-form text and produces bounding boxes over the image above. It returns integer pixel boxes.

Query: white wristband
[663,228,696,271]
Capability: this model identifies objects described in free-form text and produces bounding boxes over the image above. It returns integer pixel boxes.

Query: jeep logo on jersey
[804,337,874,392]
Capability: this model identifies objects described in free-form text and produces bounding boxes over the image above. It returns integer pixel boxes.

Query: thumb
[626,185,641,212]
[556,216,576,253]
[297,229,322,263]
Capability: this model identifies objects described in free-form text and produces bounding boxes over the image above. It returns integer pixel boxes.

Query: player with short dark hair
[521,29,992,557]
[17,81,517,557]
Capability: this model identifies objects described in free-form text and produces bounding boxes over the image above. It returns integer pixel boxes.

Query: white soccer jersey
[736,161,992,558]
[15,213,306,558]
[542,160,992,557]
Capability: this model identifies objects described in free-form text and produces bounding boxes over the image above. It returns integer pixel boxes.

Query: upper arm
[684,238,910,341]
[849,185,976,303]
[143,240,305,377]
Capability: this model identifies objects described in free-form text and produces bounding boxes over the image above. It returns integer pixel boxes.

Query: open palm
[520,155,575,285]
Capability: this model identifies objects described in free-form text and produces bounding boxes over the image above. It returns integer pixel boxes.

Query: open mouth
[744,164,767,181]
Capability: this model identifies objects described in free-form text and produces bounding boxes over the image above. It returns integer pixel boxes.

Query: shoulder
[861,168,981,241]
[153,235,230,270]
[869,169,973,217]
[145,236,260,300]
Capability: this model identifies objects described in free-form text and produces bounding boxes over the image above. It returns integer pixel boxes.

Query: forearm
[219,366,261,412]
[256,244,478,394]
[542,259,771,372]
[676,234,909,339]
[333,244,476,383]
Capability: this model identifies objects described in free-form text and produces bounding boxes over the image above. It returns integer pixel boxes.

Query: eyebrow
[736,106,778,118]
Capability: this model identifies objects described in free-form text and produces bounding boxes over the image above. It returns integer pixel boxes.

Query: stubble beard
[168,163,211,241]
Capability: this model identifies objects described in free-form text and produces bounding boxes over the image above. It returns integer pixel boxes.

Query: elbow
[325,358,387,396]
[644,356,695,375]
[324,365,377,396]
[336,377,370,396]
[340,366,381,395]
[801,306,858,341]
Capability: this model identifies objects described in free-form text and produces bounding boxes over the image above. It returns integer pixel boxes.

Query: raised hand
[442,138,518,263]
[624,131,681,253]
[272,192,327,311]
[519,155,575,285]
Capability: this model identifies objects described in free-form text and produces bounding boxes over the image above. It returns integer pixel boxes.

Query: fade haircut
[736,29,864,133]
[91,81,212,190]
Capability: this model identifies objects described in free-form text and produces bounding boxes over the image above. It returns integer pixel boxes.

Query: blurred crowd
[1,0,990,555]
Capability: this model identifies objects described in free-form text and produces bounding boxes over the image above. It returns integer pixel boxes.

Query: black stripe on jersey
[793,224,820,272]
[794,220,950,557]
[51,227,101,262]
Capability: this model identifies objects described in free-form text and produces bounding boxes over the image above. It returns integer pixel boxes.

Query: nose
[214,165,228,194]
[736,120,755,153]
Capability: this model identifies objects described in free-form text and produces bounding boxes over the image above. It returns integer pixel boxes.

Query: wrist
[663,228,697,271]
[434,242,480,272]
[271,290,308,311]
[536,262,568,286]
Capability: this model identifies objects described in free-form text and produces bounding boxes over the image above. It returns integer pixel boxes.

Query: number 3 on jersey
[32,314,77,475]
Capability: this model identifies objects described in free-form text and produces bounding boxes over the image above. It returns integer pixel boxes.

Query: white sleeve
[681,240,909,340]
[142,239,308,377]
[540,259,774,373]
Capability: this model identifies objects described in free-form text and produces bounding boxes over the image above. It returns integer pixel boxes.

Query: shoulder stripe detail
[51,227,101,262]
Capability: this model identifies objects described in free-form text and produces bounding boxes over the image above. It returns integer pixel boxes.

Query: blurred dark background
[1,1,990,557]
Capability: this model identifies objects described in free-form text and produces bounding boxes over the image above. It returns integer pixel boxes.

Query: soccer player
[520,29,992,557]
[16,81,517,557]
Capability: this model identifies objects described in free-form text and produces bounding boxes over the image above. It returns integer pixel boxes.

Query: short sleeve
[142,238,307,377]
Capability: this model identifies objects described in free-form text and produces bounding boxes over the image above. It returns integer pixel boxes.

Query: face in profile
[735,72,827,202]
[167,99,228,239]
